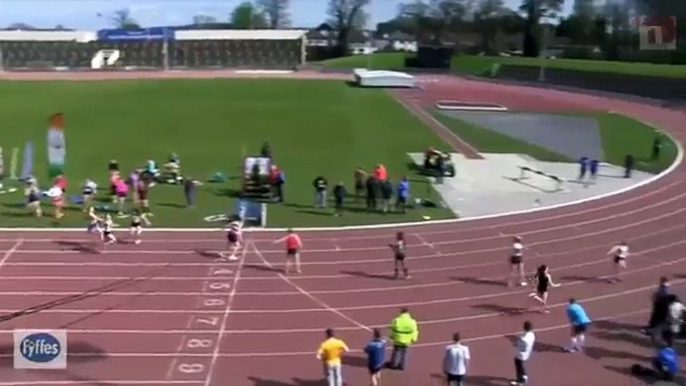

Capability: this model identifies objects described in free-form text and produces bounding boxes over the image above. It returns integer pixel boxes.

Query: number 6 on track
[187,338,213,348]
[178,363,205,373]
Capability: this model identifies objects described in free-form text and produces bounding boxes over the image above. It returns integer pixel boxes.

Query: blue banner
[20,141,33,181]
[97,27,174,41]
[235,199,264,226]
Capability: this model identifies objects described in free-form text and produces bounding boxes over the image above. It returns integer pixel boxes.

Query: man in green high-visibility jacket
[386,307,418,370]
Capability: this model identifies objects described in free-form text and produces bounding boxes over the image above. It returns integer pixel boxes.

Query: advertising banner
[97,27,174,41]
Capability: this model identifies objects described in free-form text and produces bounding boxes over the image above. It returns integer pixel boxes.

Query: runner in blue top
[364,328,386,386]
[565,298,592,352]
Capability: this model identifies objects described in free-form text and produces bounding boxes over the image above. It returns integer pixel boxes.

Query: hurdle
[517,166,566,192]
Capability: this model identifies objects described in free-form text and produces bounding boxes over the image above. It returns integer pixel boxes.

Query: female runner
[223,215,243,261]
[607,241,629,283]
[389,232,409,280]
[529,264,560,313]
[508,236,526,287]
[102,214,117,246]
[273,229,303,274]
[130,210,150,245]
[86,207,102,235]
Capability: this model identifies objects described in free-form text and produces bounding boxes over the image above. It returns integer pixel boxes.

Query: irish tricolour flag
[47,113,66,178]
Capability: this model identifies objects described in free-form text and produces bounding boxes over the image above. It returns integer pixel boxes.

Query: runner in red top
[273,228,302,274]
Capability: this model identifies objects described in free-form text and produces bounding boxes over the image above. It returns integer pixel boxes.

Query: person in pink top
[273,229,303,274]
[115,179,129,215]
[374,164,387,181]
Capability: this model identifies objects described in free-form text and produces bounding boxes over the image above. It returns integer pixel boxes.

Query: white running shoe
[228,255,239,261]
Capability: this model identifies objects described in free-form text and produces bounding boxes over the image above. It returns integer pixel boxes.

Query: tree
[519,0,564,57]
[230,1,268,29]
[397,0,471,43]
[257,0,290,28]
[111,8,140,30]
[193,15,218,25]
[327,0,370,56]
[473,0,505,53]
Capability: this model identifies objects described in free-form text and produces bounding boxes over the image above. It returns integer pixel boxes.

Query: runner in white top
[606,241,629,283]
[86,207,102,235]
[508,236,527,287]
[223,215,243,261]
[102,214,116,246]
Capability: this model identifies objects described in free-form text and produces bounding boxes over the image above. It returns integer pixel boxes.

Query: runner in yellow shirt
[316,328,349,386]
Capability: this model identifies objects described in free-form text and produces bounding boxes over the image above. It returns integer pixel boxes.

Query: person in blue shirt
[364,328,386,386]
[564,298,591,352]
[396,177,409,214]
[589,159,599,181]
[654,343,678,381]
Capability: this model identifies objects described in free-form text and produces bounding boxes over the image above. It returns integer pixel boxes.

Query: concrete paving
[409,153,654,219]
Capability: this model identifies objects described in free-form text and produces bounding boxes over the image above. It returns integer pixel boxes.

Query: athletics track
[0,71,684,385]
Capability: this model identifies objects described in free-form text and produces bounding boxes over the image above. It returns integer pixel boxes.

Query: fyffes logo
[19,333,61,363]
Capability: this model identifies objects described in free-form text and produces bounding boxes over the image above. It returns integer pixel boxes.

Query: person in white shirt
[511,321,535,386]
[664,295,685,346]
[606,241,629,283]
[508,236,527,287]
[443,332,470,386]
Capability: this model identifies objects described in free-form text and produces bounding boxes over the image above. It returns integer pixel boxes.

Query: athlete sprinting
[223,215,243,261]
[102,214,117,246]
[528,264,561,313]
[508,236,527,287]
[86,207,102,235]
[130,210,150,245]
[607,241,629,283]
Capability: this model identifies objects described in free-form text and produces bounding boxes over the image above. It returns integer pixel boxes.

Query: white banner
[14,329,67,369]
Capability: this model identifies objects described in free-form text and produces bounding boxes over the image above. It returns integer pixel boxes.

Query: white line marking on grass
[251,242,372,332]
[203,240,249,386]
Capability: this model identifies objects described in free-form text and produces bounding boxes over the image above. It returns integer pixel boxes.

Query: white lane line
[414,233,434,249]
[251,242,371,332]
[3,244,682,318]
[0,240,23,269]
[0,179,683,244]
[0,308,651,358]
[203,240,249,386]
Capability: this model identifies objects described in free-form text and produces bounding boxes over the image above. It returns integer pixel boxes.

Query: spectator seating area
[0,29,306,70]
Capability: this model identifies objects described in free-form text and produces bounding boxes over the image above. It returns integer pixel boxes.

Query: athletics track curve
[0,71,684,385]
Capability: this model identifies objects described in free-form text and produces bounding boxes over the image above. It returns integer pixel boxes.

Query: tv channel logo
[13,330,67,369]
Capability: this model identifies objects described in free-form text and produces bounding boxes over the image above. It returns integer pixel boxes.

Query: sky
[0,0,576,30]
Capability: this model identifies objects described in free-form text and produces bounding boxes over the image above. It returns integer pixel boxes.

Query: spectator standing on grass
[364,328,386,386]
[396,177,409,213]
[624,154,634,178]
[387,307,418,371]
[365,175,377,211]
[511,321,535,386]
[652,137,662,161]
[313,175,328,208]
[316,328,348,386]
[443,332,470,386]
[354,167,367,202]
[274,168,285,203]
[380,178,393,213]
[260,141,271,159]
[333,182,346,217]
[183,177,202,208]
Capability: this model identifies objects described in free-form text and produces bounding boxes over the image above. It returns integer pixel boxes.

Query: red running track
[0,78,685,385]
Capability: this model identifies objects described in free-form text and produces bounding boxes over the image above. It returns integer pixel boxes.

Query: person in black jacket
[365,176,376,211]
[333,182,346,216]
[381,179,393,213]
[625,155,634,178]
[313,176,328,208]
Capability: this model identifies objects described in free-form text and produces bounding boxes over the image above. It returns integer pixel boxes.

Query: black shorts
[395,253,406,261]
[446,373,464,383]
[510,255,522,265]
[103,231,113,238]
[287,248,298,256]
[614,256,625,264]
[368,365,383,375]
[227,233,238,244]
[573,324,588,334]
